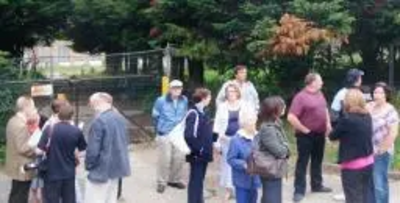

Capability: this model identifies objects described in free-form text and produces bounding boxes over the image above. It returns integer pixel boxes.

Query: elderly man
[288,73,332,202]
[5,96,36,203]
[84,92,131,203]
[152,79,188,193]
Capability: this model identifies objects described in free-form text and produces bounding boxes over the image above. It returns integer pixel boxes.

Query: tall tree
[67,0,153,74]
[0,0,72,57]
[147,0,281,87]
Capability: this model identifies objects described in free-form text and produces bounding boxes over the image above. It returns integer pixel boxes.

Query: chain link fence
[1,48,186,144]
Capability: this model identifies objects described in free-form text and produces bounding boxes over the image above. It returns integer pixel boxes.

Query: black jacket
[330,113,374,164]
[184,107,214,163]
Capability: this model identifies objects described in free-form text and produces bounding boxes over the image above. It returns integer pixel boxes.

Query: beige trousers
[156,135,186,186]
[84,178,118,203]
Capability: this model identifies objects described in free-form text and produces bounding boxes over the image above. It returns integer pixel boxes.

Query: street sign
[31,84,54,97]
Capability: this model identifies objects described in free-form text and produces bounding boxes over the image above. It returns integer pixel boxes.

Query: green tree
[67,0,153,74]
[147,0,281,88]
[0,0,73,57]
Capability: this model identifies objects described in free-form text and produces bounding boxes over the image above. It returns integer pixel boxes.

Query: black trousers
[188,161,208,203]
[117,178,122,199]
[342,165,375,203]
[43,178,75,203]
[261,178,282,203]
[294,133,325,195]
[8,180,31,203]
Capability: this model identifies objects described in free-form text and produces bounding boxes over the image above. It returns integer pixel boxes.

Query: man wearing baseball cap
[331,68,364,124]
[152,79,188,193]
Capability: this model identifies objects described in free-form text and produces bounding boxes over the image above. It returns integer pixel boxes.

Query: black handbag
[246,135,288,179]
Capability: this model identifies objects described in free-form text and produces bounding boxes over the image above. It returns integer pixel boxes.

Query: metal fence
[1,47,186,143]
[0,75,159,143]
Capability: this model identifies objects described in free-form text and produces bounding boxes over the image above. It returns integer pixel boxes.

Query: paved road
[1,144,399,203]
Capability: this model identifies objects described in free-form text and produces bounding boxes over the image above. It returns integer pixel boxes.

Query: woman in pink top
[330,89,375,203]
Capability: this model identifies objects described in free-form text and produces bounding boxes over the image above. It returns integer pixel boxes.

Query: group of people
[152,65,399,203]
[5,92,131,203]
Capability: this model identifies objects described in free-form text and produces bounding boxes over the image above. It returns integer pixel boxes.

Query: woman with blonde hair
[330,89,375,203]
[214,83,252,201]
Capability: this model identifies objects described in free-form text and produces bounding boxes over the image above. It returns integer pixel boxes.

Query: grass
[284,124,400,171]
[39,65,106,78]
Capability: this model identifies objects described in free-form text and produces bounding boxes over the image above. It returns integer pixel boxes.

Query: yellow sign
[31,84,54,97]
[57,93,67,101]
[161,76,169,95]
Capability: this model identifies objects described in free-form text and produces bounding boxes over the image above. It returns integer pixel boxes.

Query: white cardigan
[213,101,251,135]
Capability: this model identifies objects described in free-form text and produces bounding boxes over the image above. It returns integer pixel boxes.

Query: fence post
[163,43,172,77]
[389,44,395,87]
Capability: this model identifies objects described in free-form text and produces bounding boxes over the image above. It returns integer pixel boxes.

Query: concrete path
[0,143,399,203]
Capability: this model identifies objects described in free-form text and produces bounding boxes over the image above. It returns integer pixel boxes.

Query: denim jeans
[188,161,208,203]
[235,187,258,203]
[373,152,392,203]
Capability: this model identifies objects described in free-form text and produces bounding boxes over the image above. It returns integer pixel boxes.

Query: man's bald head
[89,92,113,104]
[89,92,113,113]
[15,95,35,114]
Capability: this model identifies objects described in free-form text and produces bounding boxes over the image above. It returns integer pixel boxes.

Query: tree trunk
[187,59,204,91]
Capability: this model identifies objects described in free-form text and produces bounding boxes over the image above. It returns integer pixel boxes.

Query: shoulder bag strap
[45,124,55,152]
[186,110,199,138]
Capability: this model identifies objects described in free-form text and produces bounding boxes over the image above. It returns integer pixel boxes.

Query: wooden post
[389,44,395,87]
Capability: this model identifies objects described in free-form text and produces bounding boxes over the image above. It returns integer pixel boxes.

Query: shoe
[167,182,186,189]
[312,186,333,193]
[333,193,346,201]
[157,185,166,193]
[293,193,304,202]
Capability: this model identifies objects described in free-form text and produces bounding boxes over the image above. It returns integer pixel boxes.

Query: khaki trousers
[84,179,118,203]
[156,135,186,186]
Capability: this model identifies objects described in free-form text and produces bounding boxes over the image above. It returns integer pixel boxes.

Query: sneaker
[293,193,304,202]
[167,182,186,189]
[333,193,346,201]
[157,185,166,193]
[312,186,333,193]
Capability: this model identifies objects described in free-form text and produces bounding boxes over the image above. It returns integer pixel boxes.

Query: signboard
[31,84,54,97]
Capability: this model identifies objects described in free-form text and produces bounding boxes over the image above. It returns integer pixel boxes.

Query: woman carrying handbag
[185,88,214,203]
[250,96,290,203]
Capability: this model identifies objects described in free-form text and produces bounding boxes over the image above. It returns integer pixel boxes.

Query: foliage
[67,0,152,53]
[0,0,73,57]
[0,53,27,142]
[269,14,333,56]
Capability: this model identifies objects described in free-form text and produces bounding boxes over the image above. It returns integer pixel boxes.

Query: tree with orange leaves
[270,14,332,56]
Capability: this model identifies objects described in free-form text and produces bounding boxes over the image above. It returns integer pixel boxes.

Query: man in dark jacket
[85,92,131,203]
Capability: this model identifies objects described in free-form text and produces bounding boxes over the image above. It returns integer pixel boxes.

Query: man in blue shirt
[85,92,131,203]
[152,80,188,193]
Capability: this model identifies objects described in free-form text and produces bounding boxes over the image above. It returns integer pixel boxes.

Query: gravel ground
[0,143,399,203]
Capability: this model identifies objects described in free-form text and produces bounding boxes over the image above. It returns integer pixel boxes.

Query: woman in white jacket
[214,83,253,201]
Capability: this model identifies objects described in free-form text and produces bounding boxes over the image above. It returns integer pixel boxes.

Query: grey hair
[15,96,35,112]
[89,92,113,104]
[239,108,258,127]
